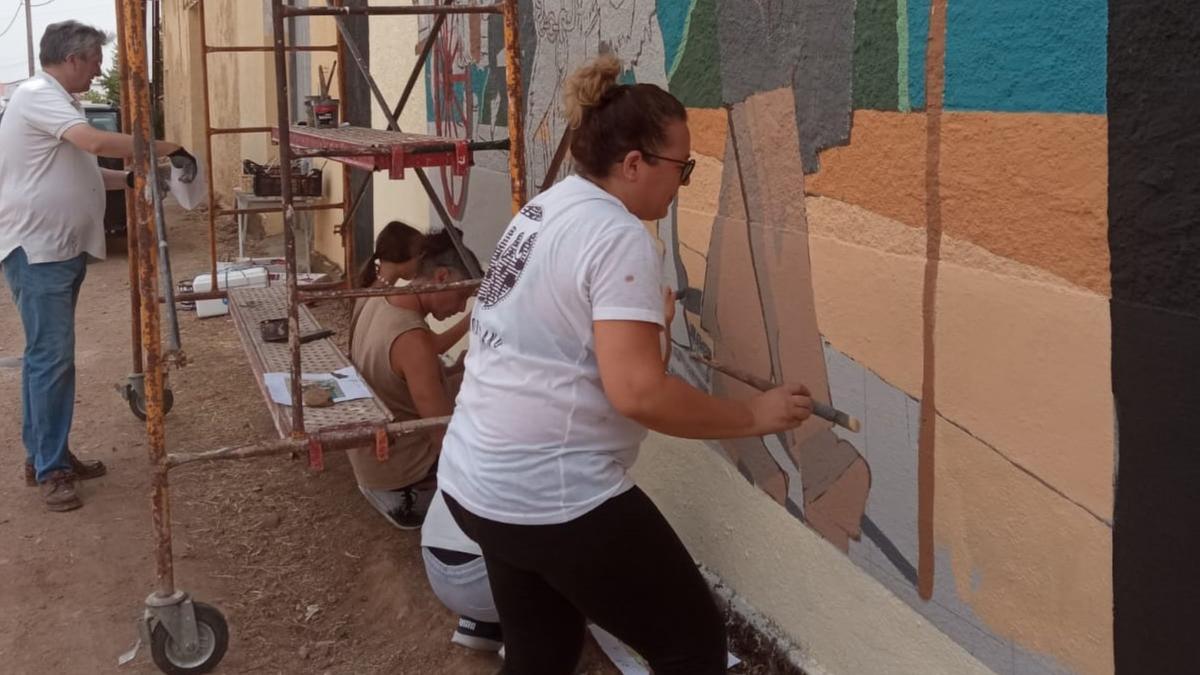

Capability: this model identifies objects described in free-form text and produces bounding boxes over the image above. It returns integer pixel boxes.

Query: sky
[1,0,121,86]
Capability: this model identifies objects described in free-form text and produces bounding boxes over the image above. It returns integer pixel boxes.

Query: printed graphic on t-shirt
[519,204,543,221]
[471,315,503,348]
[477,222,538,309]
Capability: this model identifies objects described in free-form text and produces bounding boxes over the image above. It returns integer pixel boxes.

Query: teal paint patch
[853,0,901,110]
[452,81,468,125]
[619,67,637,85]
[657,0,695,76]
[470,64,489,111]
[666,0,721,108]
[424,57,434,121]
[897,0,910,111]
[945,0,1107,113]
[907,0,930,110]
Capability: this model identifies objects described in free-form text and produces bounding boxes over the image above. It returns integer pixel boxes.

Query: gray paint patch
[1014,647,1074,675]
[823,339,922,578]
[715,0,855,172]
[970,567,984,593]
[444,168,520,259]
[0,356,21,369]
[860,515,918,586]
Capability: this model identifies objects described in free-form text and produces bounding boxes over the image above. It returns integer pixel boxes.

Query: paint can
[304,95,340,129]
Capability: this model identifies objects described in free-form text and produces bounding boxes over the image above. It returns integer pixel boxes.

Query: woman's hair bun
[563,53,623,130]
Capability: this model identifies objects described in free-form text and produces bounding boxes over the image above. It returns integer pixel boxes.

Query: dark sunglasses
[641,151,695,185]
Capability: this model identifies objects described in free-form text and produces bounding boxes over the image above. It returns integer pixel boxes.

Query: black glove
[168,147,198,184]
[124,167,171,194]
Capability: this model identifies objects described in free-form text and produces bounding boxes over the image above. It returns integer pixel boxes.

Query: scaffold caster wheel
[129,386,174,421]
[149,601,228,675]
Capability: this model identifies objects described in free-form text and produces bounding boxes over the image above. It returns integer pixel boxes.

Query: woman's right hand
[747,383,813,435]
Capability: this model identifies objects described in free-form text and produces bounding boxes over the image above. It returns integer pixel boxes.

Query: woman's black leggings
[444,487,727,675]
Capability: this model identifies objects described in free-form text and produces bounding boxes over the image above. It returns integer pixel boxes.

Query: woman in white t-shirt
[437,55,814,675]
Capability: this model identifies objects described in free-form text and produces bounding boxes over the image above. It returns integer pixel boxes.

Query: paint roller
[668,288,861,431]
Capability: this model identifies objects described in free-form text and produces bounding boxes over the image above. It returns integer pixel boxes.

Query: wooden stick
[688,354,862,433]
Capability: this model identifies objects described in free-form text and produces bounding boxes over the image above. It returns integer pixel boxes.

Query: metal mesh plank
[227,286,392,439]
[289,126,456,147]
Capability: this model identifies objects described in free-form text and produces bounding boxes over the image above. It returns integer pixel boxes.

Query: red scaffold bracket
[389,145,406,180]
[453,139,471,177]
[307,434,326,472]
[375,424,391,462]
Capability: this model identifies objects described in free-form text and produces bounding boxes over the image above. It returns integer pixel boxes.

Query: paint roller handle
[688,354,862,433]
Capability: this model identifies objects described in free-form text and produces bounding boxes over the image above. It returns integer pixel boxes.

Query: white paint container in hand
[192,267,270,318]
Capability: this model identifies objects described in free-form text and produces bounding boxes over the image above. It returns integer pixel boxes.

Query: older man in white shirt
[0,20,196,512]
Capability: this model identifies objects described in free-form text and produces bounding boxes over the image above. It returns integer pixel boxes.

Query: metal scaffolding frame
[115,1,527,671]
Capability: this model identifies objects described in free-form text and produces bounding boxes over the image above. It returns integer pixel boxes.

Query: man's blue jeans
[2,247,87,483]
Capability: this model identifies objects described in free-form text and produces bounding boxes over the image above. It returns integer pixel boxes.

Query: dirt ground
[0,202,619,674]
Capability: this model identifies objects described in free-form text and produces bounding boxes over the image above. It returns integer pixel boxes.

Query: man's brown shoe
[69,453,107,480]
[41,470,82,512]
[24,453,107,487]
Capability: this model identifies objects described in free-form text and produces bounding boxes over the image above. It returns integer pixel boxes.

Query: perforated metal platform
[227,285,392,438]
[273,125,508,179]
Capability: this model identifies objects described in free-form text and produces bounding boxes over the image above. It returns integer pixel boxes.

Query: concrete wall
[162,0,210,164]
[164,0,275,210]
[435,1,1120,673]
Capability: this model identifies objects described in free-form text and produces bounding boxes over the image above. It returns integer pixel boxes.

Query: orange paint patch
[935,417,1113,675]
[678,207,715,253]
[686,107,729,160]
[809,110,1109,294]
[935,262,1114,520]
[807,111,928,229]
[940,113,1109,295]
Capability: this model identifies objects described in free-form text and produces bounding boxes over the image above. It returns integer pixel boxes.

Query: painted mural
[426,2,1114,673]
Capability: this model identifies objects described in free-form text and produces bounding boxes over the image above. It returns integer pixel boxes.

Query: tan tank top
[347,297,440,490]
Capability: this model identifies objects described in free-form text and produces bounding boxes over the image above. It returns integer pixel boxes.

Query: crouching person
[347,238,478,528]
[421,488,503,651]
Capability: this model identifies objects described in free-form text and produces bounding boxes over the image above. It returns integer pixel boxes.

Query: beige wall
[308,1,432,269]
[302,15,342,265]
[368,1,431,237]
[164,0,275,210]
[162,0,206,155]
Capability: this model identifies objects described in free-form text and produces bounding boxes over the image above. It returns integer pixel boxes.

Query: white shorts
[421,547,499,623]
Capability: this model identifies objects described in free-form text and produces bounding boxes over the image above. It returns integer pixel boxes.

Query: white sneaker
[450,616,503,652]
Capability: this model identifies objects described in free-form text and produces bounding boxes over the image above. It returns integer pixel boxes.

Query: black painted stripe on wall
[1110,1,1200,671]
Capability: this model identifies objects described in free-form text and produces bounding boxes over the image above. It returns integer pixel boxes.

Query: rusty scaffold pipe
[117,0,175,598]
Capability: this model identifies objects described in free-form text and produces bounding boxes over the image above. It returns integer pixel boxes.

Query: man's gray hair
[39,21,110,67]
